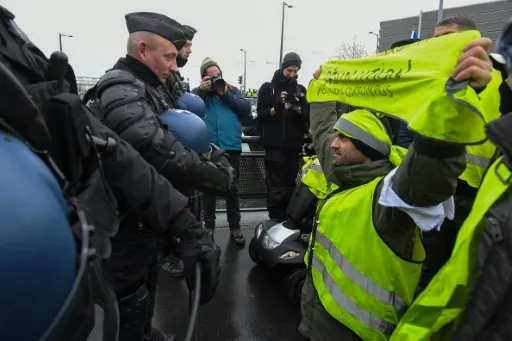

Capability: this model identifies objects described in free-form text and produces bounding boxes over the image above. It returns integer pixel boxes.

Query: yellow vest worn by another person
[301,156,338,199]
[309,177,425,341]
[390,157,512,341]
[459,68,503,188]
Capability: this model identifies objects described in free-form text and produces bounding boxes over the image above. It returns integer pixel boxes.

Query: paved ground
[214,210,269,229]
[153,222,308,341]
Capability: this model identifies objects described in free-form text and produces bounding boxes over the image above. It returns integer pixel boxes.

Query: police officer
[160,23,202,277]
[167,24,196,100]
[85,12,234,199]
[0,7,221,341]
[83,12,233,341]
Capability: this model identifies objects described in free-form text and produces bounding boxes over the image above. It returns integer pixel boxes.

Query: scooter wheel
[248,238,262,265]
[284,268,307,308]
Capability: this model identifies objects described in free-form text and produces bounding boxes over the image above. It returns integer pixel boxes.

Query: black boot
[117,285,151,341]
[144,286,176,341]
[230,228,246,246]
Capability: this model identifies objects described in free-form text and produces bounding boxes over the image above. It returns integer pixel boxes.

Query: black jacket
[83,56,234,289]
[85,55,232,196]
[0,17,192,293]
[167,70,190,103]
[257,70,310,149]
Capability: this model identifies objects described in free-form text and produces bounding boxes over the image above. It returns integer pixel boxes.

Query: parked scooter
[249,157,321,307]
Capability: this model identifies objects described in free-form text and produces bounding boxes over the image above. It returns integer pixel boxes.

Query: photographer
[257,52,310,221]
[192,57,251,246]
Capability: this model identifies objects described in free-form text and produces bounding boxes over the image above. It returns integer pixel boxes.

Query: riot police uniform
[83,12,232,341]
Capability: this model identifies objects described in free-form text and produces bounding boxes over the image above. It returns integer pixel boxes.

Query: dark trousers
[203,151,241,230]
[116,261,159,341]
[264,148,300,221]
[418,196,475,292]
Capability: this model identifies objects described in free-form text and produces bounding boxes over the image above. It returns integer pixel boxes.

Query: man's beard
[177,54,188,68]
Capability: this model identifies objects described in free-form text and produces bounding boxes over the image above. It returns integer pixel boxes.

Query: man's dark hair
[391,39,420,49]
[437,16,477,31]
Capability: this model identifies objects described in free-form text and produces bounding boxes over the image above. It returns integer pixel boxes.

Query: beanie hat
[200,57,221,77]
[333,110,408,166]
[281,52,302,70]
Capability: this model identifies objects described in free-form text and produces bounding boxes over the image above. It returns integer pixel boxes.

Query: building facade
[378,0,512,51]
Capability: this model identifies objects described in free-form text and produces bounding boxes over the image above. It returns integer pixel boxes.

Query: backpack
[0,6,119,339]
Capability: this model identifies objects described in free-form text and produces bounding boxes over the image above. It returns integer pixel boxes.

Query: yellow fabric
[459,68,503,188]
[334,109,408,167]
[301,156,332,199]
[308,30,486,145]
[390,157,512,340]
[312,177,425,341]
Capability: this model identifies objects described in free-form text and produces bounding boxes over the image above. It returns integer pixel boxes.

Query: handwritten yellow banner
[307,30,487,145]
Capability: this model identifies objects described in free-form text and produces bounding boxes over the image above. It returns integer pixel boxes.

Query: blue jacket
[192,85,251,151]
[396,121,414,149]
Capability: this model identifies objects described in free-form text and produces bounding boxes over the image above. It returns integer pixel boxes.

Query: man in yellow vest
[392,16,509,292]
[390,23,512,340]
[299,37,494,341]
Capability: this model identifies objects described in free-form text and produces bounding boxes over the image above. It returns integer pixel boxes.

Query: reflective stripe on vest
[335,118,390,155]
[311,257,395,335]
[302,162,324,177]
[311,176,424,341]
[315,231,408,316]
[466,153,491,169]
[459,68,501,188]
[390,157,512,340]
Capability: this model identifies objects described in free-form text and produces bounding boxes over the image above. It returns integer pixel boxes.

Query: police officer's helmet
[177,92,206,119]
[160,109,210,154]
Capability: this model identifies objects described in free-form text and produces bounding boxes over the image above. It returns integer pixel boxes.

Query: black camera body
[285,92,300,106]
[208,74,226,92]
[283,87,303,114]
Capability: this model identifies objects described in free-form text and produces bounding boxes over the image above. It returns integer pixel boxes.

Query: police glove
[209,143,237,194]
[178,210,221,305]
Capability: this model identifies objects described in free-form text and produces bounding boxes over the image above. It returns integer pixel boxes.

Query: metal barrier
[216,135,306,213]
[238,135,266,200]
[238,151,267,199]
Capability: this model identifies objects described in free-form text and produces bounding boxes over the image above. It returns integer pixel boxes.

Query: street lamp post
[59,33,73,52]
[369,31,379,53]
[279,2,293,65]
[438,0,444,23]
[240,49,247,93]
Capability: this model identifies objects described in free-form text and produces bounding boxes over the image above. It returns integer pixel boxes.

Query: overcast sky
[3,0,492,89]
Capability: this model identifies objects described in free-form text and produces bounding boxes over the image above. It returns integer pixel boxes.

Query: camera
[284,92,300,106]
[283,89,303,114]
[208,74,226,92]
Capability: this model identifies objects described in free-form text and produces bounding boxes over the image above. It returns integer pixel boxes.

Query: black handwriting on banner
[324,60,412,84]
[316,84,393,98]
[373,40,425,57]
